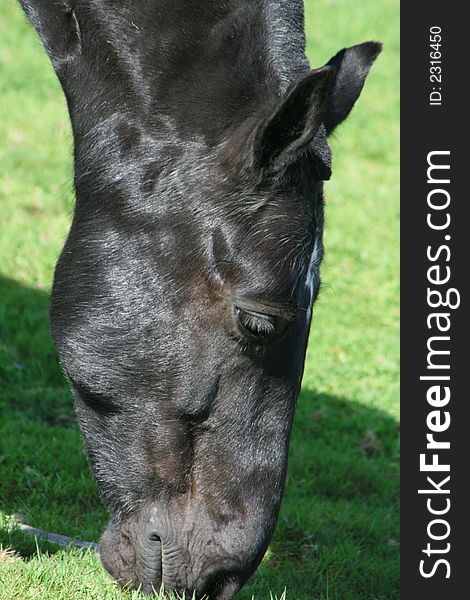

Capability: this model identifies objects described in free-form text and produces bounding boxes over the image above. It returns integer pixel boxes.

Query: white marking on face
[305,240,321,323]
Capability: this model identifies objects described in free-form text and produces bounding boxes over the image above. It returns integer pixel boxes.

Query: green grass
[0,0,399,598]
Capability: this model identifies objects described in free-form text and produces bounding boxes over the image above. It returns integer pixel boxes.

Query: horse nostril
[139,531,162,595]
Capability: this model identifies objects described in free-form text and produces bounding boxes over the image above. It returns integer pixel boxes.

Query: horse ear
[323,41,382,135]
[18,0,80,71]
[252,66,334,175]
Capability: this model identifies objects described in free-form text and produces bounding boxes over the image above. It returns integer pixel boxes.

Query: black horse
[18,1,381,597]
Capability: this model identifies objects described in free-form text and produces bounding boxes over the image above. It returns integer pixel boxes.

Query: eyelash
[235,308,276,339]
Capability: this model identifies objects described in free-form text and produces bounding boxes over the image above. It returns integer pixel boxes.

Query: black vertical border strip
[401,2,467,598]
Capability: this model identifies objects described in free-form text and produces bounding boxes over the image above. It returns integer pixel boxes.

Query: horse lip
[195,566,243,600]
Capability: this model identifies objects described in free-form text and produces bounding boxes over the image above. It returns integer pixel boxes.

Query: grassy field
[0,0,399,598]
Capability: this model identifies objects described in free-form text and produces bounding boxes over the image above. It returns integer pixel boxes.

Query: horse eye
[235,308,276,339]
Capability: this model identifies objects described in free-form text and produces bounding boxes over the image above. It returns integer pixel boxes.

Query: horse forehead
[204,217,313,298]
